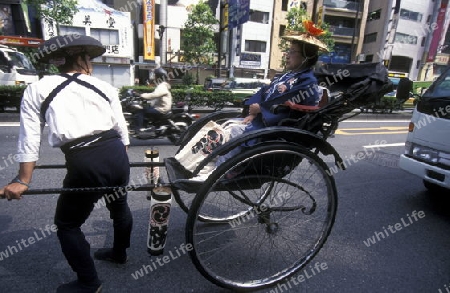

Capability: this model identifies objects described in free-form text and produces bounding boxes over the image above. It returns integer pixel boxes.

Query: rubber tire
[186,143,338,291]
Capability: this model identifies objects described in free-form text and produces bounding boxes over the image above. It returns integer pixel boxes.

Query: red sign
[0,36,44,47]
[427,0,448,62]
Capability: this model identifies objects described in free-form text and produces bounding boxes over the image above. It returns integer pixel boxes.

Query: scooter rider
[134,67,173,133]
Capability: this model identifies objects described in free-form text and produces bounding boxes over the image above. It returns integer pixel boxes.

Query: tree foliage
[24,0,78,26]
[21,1,78,74]
[182,1,218,84]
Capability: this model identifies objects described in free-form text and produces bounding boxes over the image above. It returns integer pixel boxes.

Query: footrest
[164,157,204,193]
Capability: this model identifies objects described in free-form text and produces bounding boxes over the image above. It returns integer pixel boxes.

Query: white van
[398,67,450,192]
[0,45,39,85]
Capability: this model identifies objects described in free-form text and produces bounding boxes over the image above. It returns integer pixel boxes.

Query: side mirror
[396,78,413,101]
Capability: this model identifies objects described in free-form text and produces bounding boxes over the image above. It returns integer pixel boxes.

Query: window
[90,28,119,45]
[282,0,288,11]
[368,9,381,21]
[421,37,426,47]
[59,26,86,36]
[364,32,377,44]
[395,32,417,45]
[400,8,423,22]
[279,25,286,37]
[249,10,269,24]
[0,51,8,71]
[365,54,374,63]
[245,40,266,53]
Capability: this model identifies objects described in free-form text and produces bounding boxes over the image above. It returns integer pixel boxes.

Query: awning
[0,36,44,47]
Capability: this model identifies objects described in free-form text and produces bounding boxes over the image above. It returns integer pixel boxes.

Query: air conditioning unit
[358,54,366,62]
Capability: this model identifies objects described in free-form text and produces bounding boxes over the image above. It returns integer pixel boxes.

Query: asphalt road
[1,110,450,293]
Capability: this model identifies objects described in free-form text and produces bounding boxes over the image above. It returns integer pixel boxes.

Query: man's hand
[1,162,35,201]
[0,183,28,201]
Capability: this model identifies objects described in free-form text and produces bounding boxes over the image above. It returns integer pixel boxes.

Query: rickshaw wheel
[186,143,337,291]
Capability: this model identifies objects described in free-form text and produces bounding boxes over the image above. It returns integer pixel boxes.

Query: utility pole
[217,0,227,77]
[160,0,168,65]
[228,26,235,78]
[350,0,361,63]
[312,0,318,23]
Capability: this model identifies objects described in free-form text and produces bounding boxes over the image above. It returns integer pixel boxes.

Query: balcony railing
[323,0,363,11]
[329,25,355,37]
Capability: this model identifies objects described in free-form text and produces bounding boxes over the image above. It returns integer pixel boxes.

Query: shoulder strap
[40,73,110,122]
[71,77,110,103]
[40,73,79,122]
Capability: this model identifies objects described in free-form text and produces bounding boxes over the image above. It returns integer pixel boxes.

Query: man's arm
[140,84,167,100]
[0,162,36,200]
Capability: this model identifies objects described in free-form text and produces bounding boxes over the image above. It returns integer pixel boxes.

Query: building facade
[39,0,134,87]
[316,0,369,64]
[362,0,445,81]
[228,0,274,79]
[422,0,450,80]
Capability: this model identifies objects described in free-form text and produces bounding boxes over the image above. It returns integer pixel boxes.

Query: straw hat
[37,35,106,63]
[282,20,329,52]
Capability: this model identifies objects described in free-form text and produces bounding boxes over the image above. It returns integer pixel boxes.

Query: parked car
[203,77,227,91]
[398,66,450,192]
[203,77,270,106]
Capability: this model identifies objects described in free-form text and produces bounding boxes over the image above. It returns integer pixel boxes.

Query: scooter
[121,89,197,145]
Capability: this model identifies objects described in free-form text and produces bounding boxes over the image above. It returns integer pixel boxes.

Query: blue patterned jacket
[244,68,319,132]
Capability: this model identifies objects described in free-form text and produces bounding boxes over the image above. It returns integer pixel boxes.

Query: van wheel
[423,180,447,193]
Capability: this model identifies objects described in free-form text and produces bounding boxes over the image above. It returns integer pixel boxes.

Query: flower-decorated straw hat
[282,20,329,52]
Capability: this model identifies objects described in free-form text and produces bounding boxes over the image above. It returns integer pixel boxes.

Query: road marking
[341,120,410,123]
[0,122,19,126]
[0,117,410,127]
[363,142,405,148]
[335,126,408,135]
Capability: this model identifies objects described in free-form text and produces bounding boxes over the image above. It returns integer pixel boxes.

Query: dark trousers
[134,106,162,131]
[54,135,133,284]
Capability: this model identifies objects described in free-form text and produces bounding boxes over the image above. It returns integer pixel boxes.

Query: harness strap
[40,73,110,122]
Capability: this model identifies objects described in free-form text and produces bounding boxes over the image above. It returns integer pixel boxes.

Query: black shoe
[56,280,102,293]
[94,248,128,264]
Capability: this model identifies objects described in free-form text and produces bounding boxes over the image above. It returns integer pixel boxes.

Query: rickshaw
[22,62,392,292]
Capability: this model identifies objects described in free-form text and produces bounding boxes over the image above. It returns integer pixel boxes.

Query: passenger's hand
[242,114,256,124]
[0,183,27,201]
[248,103,261,116]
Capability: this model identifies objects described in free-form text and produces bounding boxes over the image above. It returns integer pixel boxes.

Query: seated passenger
[178,22,330,180]
[215,25,329,167]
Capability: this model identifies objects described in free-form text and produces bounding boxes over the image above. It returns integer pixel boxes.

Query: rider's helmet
[36,34,106,64]
[154,67,169,82]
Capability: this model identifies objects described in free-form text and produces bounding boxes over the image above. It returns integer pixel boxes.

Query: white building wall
[41,0,134,87]
[234,0,274,78]
[392,0,436,80]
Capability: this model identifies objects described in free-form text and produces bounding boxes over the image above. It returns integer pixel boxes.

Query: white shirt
[140,81,172,113]
[17,73,130,162]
